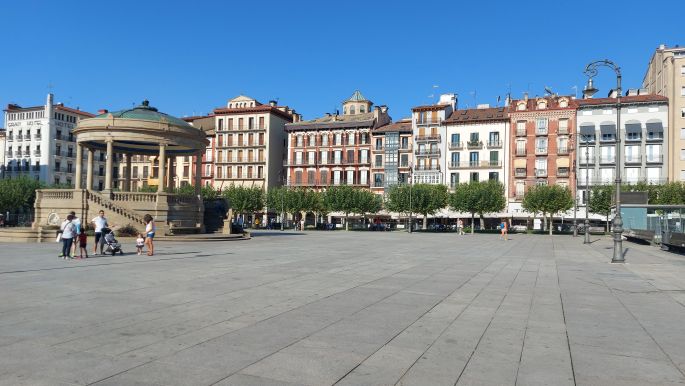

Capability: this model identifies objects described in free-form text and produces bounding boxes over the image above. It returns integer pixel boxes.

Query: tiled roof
[443,107,509,124]
[509,95,579,112]
[55,105,95,117]
[92,101,192,128]
[577,94,668,106]
[344,90,368,102]
[373,119,412,134]
[286,112,376,131]
[213,105,293,120]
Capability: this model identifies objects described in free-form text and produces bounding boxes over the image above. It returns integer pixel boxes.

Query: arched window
[517,101,526,111]
[350,105,356,115]
[360,105,365,113]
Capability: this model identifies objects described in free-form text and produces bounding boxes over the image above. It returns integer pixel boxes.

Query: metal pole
[408,165,413,233]
[584,135,591,244]
[612,72,624,262]
[573,155,578,237]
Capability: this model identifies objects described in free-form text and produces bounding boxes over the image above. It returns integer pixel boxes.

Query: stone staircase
[85,190,147,228]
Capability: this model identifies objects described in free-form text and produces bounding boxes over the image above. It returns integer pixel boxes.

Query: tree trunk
[542,213,547,233]
[606,215,610,234]
[471,213,475,234]
[549,214,553,235]
[479,215,485,231]
[345,214,349,231]
[423,214,427,230]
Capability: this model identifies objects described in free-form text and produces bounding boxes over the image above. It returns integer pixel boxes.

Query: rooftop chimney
[269,100,277,107]
[98,109,109,114]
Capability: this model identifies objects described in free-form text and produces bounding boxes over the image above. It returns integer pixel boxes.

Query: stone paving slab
[1,231,685,385]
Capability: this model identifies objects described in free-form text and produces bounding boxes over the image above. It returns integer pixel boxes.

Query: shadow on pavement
[250,231,304,237]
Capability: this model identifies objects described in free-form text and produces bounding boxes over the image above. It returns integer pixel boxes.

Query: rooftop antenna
[469,91,477,107]
[571,85,578,99]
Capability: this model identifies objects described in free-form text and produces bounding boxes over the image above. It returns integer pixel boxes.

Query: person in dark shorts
[91,210,109,255]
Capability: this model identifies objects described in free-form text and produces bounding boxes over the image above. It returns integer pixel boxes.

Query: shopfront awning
[646,120,664,132]
[624,122,642,133]
[579,124,595,136]
[600,123,616,135]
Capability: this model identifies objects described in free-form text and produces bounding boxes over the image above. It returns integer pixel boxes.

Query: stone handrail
[168,195,200,205]
[86,190,146,225]
[111,192,157,203]
[40,190,74,200]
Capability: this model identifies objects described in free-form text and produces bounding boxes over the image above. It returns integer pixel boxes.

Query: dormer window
[517,101,526,111]
[537,99,548,109]
[558,98,569,108]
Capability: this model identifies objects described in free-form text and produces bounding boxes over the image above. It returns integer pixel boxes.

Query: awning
[646,121,664,132]
[556,158,570,167]
[514,159,527,168]
[600,124,616,134]
[579,125,595,135]
[624,123,642,133]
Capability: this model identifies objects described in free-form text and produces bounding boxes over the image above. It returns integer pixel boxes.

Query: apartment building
[642,44,685,181]
[508,95,577,212]
[0,129,5,178]
[284,91,391,190]
[410,94,457,185]
[212,95,299,190]
[443,106,509,189]
[2,94,108,187]
[576,91,668,204]
[183,115,216,188]
[370,118,412,194]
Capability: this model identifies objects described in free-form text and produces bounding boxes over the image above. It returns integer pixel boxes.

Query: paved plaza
[1,232,685,385]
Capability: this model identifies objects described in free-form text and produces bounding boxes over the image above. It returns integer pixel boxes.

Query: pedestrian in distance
[144,214,155,256]
[457,219,465,235]
[136,233,145,255]
[59,214,76,259]
[70,211,81,258]
[500,219,509,241]
[91,210,110,255]
[77,229,88,259]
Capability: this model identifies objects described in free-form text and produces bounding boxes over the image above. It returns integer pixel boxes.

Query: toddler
[136,233,145,255]
[77,231,88,259]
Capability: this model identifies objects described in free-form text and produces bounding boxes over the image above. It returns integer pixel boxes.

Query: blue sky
[1,0,682,122]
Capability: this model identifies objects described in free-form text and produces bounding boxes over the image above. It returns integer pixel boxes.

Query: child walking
[77,230,89,259]
[144,214,155,256]
[136,233,145,255]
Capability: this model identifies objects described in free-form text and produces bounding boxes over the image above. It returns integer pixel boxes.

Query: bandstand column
[125,153,132,191]
[194,151,202,196]
[86,148,94,190]
[158,144,167,193]
[104,138,113,191]
[74,144,83,189]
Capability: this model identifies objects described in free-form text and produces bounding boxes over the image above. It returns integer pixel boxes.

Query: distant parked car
[511,225,528,233]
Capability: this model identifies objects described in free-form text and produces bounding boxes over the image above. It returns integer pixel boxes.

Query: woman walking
[144,214,156,256]
[59,214,77,259]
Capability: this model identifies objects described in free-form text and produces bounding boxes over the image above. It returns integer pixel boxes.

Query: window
[375,154,383,167]
[228,118,233,129]
[682,86,685,97]
[218,118,223,131]
[400,154,408,167]
[335,133,342,145]
[516,121,526,135]
[238,118,244,129]
[536,137,547,154]
[558,119,569,133]
[259,117,264,129]
[535,158,547,176]
[680,149,685,161]
[320,170,328,185]
[536,118,548,134]
[143,166,149,178]
[374,173,384,187]
[469,152,479,166]
[375,138,383,150]
[307,170,315,185]
[296,135,303,147]
[401,137,409,149]
[347,133,355,145]
[470,172,479,182]
[320,150,328,164]
[450,173,459,187]
[346,170,354,185]
[295,171,302,184]
[248,117,254,130]
[682,128,685,140]
[682,66,685,76]
[350,105,356,114]
[321,134,329,146]
[346,149,354,163]
[488,172,499,181]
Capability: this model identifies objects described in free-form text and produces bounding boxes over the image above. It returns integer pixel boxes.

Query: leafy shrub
[116,224,139,237]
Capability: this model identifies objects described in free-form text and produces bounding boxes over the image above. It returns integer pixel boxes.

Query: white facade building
[443,105,510,190]
[576,90,669,204]
[410,94,456,185]
[2,94,110,187]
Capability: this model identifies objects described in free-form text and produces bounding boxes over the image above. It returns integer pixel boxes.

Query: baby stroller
[102,228,123,255]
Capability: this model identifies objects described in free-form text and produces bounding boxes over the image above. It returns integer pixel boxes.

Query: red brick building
[508,95,578,213]
[284,91,391,190]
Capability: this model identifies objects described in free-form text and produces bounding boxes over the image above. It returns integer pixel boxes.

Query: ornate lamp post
[583,134,591,244]
[408,162,413,233]
[573,157,578,237]
[583,59,623,262]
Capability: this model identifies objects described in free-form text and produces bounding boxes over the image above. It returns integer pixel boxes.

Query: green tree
[449,182,480,234]
[385,184,411,222]
[449,181,506,234]
[0,177,42,214]
[324,185,359,230]
[222,185,264,224]
[412,184,448,230]
[354,189,382,225]
[523,184,574,235]
[589,185,613,232]
[522,185,545,231]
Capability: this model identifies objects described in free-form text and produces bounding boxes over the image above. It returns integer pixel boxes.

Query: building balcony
[536,128,548,136]
[33,150,41,157]
[466,140,483,149]
[516,129,526,137]
[373,181,384,188]
[449,160,502,169]
[557,147,569,155]
[624,155,642,164]
[558,126,569,135]
[448,142,463,150]
[514,168,527,178]
[34,134,41,140]
[515,149,526,156]
[515,193,525,201]
[415,165,440,171]
[645,155,663,163]
[487,140,503,148]
[535,147,547,155]
[534,168,547,177]
[7,136,13,142]
[579,157,597,165]
[14,151,22,158]
[646,135,664,142]
[415,134,441,142]
[415,118,442,126]
[16,134,24,141]
[599,156,616,164]
[5,151,11,157]
[557,168,570,177]
[415,149,440,156]
[625,136,641,143]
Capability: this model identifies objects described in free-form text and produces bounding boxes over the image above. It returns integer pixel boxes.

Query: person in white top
[144,214,155,256]
[69,211,81,257]
[59,214,77,259]
[91,210,109,255]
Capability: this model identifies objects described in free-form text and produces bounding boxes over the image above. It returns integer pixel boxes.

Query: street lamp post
[408,164,413,233]
[583,59,623,262]
[573,158,578,237]
[583,135,591,244]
